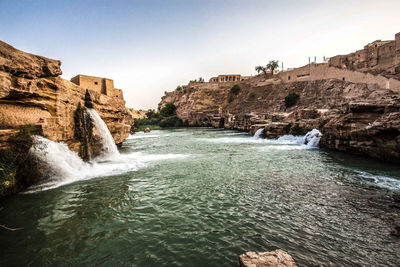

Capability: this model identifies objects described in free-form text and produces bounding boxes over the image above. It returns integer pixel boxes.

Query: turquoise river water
[1,128,400,266]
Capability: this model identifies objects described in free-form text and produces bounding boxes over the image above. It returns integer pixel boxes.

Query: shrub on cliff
[0,125,42,198]
[132,103,183,130]
[230,84,241,95]
[285,92,300,108]
[160,102,177,117]
[159,115,182,127]
[176,86,183,91]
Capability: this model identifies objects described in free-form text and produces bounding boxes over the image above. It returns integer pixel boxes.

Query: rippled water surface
[1,128,400,266]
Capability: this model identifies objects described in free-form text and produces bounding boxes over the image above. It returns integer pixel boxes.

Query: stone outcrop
[0,40,133,156]
[159,77,400,162]
[0,40,62,79]
[239,250,297,267]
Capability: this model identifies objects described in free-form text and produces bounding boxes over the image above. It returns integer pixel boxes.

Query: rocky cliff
[0,40,133,155]
[159,77,400,162]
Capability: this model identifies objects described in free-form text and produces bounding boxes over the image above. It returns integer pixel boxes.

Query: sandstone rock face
[239,250,297,267]
[159,78,400,162]
[0,41,62,79]
[0,40,133,156]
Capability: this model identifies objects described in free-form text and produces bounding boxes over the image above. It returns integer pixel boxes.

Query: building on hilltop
[71,74,123,98]
[328,32,400,77]
[209,74,252,83]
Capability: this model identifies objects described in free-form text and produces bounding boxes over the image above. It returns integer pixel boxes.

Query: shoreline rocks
[159,79,400,163]
[239,250,297,267]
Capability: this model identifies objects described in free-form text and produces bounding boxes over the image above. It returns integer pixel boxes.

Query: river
[1,128,400,266]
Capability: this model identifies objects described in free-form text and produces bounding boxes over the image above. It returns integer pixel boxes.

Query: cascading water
[253,128,264,139]
[303,129,322,148]
[28,108,121,190]
[85,108,120,161]
[29,136,91,190]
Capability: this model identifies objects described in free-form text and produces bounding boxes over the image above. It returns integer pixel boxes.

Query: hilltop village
[179,32,400,91]
[160,32,400,162]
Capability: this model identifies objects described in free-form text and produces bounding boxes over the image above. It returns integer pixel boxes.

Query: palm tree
[266,60,279,74]
[255,66,267,75]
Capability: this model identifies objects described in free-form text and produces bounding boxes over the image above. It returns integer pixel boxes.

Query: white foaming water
[28,137,190,192]
[127,134,169,139]
[85,108,119,160]
[303,129,322,149]
[356,171,400,191]
[27,110,189,192]
[253,128,264,139]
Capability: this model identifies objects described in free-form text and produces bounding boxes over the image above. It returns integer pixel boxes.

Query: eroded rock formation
[159,78,400,162]
[0,40,133,157]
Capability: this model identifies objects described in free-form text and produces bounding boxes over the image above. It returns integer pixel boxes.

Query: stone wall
[71,74,114,95]
[328,32,400,78]
[277,63,400,91]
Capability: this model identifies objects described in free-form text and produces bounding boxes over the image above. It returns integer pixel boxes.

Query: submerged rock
[144,127,151,133]
[239,250,297,267]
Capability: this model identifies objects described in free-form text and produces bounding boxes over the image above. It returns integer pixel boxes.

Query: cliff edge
[0,40,133,154]
[159,78,400,162]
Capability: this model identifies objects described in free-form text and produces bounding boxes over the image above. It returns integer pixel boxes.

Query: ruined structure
[71,74,124,98]
[0,40,133,154]
[209,74,251,83]
[160,32,400,162]
[329,32,400,79]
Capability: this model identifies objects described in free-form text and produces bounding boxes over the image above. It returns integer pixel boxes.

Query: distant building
[328,32,400,75]
[209,74,251,83]
[71,74,123,98]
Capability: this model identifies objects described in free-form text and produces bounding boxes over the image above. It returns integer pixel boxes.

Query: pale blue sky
[1,0,399,109]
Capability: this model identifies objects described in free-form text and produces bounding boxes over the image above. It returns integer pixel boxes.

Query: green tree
[230,84,241,95]
[255,66,267,75]
[160,102,177,117]
[266,60,279,74]
[255,60,279,77]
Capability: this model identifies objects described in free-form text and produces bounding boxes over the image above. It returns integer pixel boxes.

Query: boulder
[239,250,297,267]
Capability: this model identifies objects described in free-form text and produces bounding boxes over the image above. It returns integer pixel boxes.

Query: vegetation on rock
[189,77,205,83]
[0,125,42,198]
[255,60,279,77]
[133,103,182,131]
[230,84,241,95]
[284,92,300,108]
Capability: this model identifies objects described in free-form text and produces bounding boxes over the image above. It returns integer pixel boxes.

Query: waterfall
[85,108,119,161]
[28,136,143,191]
[253,128,264,139]
[303,129,322,148]
[29,136,91,189]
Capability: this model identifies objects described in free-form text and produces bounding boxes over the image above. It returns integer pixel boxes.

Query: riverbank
[1,128,399,266]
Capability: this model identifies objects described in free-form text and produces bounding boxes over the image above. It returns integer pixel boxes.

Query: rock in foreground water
[239,250,297,267]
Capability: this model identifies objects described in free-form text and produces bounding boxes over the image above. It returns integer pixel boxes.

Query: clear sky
[1,0,399,109]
